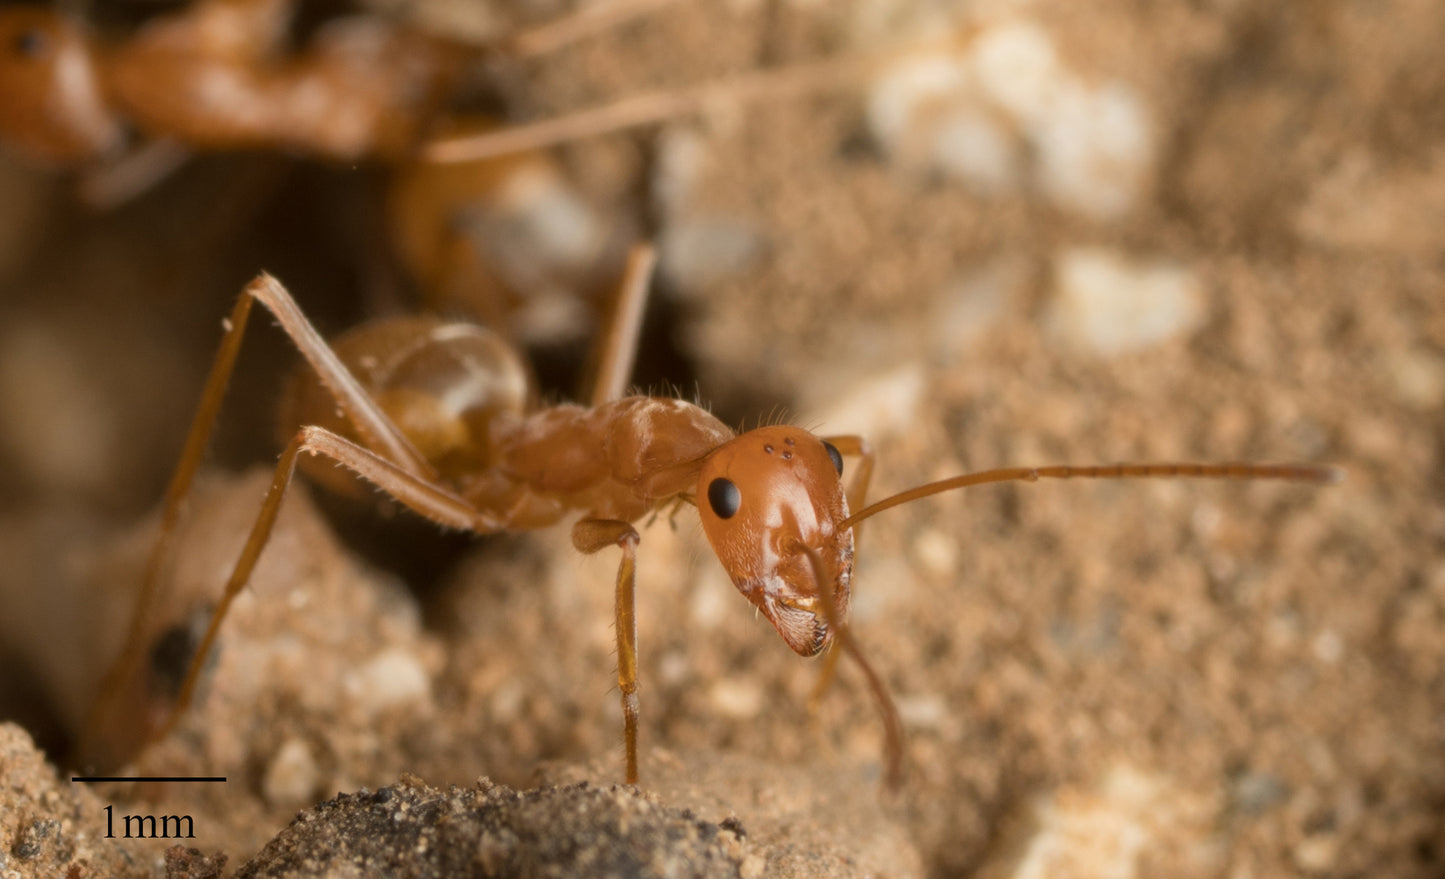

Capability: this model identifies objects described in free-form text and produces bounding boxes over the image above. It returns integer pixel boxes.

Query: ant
[0,0,470,170]
[0,0,713,166]
[0,0,865,198]
[83,242,1339,789]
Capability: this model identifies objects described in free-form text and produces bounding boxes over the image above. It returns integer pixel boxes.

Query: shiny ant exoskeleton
[83,244,1339,788]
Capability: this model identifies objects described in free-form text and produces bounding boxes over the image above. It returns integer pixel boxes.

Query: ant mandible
[84,245,1339,788]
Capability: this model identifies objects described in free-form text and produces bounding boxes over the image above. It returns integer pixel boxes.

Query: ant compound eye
[707,477,741,520]
[822,441,843,476]
[14,29,47,59]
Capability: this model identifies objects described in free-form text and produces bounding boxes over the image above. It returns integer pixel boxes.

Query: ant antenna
[840,462,1343,531]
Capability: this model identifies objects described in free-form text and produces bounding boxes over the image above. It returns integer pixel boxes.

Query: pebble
[708,677,764,720]
[263,737,322,808]
[1046,247,1204,355]
[866,19,1154,218]
[983,765,1207,879]
[1384,347,1445,410]
[661,215,765,292]
[931,259,1018,361]
[1033,80,1153,220]
[346,647,432,716]
[804,362,925,439]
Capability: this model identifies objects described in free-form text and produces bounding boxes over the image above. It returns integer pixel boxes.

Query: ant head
[696,426,852,657]
[0,9,121,163]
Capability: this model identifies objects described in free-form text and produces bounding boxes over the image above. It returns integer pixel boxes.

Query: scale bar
[72,776,227,783]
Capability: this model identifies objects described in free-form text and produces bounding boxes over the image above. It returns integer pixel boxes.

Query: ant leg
[77,138,192,209]
[572,518,643,784]
[589,243,657,407]
[245,274,435,479]
[156,424,502,745]
[82,288,259,764]
[423,52,867,163]
[507,0,682,58]
[800,546,904,790]
[83,274,436,764]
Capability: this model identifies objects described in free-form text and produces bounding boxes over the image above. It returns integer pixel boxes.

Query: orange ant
[0,0,468,168]
[83,242,1341,788]
[0,0,722,163]
[0,0,865,186]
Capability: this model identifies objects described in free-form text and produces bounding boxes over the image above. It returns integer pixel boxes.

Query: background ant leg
[589,243,657,407]
[507,0,682,58]
[423,49,870,163]
[154,424,503,747]
[572,518,643,784]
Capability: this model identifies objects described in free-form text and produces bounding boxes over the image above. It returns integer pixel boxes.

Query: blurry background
[0,0,1441,875]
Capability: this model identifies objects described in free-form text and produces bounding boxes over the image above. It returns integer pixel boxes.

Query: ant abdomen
[281,315,530,495]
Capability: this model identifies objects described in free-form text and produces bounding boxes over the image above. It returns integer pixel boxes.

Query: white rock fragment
[932,259,1019,360]
[933,106,1019,192]
[803,362,926,440]
[865,18,1155,217]
[263,737,321,808]
[981,765,1218,879]
[653,125,709,217]
[1383,347,1445,410]
[867,51,1017,190]
[708,677,764,720]
[660,216,764,292]
[1312,629,1344,665]
[1034,81,1154,220]
[895,693,950,731]
[970,21,1067,129]
[911,529,959,579]
[1046,247,1204,355]
[867,52,969,153]
[345,647,432,716]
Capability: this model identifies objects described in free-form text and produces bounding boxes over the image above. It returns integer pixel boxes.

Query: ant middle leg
[572,517,643,784]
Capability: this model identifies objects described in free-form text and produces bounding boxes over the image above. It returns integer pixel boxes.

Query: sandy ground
[0,1,1442,876]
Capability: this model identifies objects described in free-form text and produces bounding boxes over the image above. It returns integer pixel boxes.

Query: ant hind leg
[155,424,501,747]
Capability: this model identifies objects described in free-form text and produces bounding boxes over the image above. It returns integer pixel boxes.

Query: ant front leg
[572,518,643,784]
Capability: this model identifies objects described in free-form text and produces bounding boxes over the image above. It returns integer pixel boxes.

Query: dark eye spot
[149,621,202,699]
[822,441,843,476]
[14,29,47,59]
[707,477,740,519]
